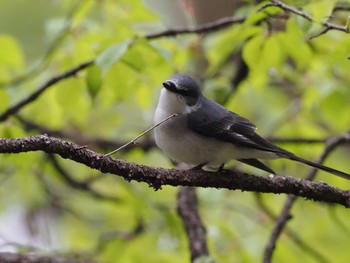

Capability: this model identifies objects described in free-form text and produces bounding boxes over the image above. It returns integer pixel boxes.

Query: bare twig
[94,221,144,253]
[145,16,246,39]
[105,113,178,157]
[0,61,93,122]
[263,133,350,263]
[263,0,349,36]
[177,187,209,262]
[0,135,350,207]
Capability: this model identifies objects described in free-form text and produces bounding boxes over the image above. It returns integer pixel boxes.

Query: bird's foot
[190,162,209,170]
[217,163,231,173]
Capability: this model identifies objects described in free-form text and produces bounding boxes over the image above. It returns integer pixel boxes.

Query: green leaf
[95,39,131,74]
[0,35,24,81]
[86,65,103,100]
[242,35,264,69]
[0,89,9,112]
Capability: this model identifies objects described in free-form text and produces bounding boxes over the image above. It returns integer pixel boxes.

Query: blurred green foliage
[0,0,349,262]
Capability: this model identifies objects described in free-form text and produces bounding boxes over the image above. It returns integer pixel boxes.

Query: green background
[0,0,349,262]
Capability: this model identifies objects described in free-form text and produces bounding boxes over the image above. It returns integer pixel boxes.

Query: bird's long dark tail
[288,155,350,181]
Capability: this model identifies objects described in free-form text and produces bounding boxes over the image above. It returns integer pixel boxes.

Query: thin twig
[16,114,155,151]
[258,0,349,39]
[145,16,246,39]
[104,113,178,157]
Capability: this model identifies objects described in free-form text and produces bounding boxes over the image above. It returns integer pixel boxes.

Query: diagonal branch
[0,61,93,122]
[146,16,246,39]
[0,135,349,207]
[255,194,329,262]
[263,133,350,263]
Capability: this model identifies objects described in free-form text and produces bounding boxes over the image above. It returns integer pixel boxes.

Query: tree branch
[266,0,349,35]
[255,194,329,262]
[0,252,95,263]
[0,135,349,207]
[177,187,209,262]
[263,133,350,263]
[145,16,246,39]
[0,61,93,122]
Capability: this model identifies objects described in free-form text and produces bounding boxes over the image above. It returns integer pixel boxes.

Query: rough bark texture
[0,135,349,208]
[177,187,209,261]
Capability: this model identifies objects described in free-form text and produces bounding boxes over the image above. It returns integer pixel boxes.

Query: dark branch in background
[0,61,93,122]
[47,154,119,202]
[0,135,350,207]
[177,187,209,262]
[263,134,350,263]
[0,252,95,263]
[94,221,144,255]
[261,0,350,38]
[255,194,329,263]
[146,16,246,39]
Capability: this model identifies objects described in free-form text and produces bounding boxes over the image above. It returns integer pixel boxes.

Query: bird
[154,74,350,180]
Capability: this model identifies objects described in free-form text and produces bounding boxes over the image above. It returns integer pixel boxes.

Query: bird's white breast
[154,89,276,167]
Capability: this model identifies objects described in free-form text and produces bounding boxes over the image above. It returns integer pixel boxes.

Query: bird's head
[162,74,202,106]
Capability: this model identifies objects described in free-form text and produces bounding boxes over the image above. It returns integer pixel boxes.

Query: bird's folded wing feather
[186,98,287,155]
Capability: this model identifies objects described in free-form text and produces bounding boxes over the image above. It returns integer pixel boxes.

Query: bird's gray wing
[187,97,286,154]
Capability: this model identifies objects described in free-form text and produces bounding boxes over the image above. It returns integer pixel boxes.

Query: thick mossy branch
[0,135,349,207]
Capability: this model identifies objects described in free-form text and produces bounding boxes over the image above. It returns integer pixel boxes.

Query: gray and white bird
[154,74,350,180]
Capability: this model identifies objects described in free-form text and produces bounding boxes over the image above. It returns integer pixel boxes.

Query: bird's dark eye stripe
[177,88,197,97]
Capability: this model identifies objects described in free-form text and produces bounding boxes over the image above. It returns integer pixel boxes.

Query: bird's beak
[162,81,176,93]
